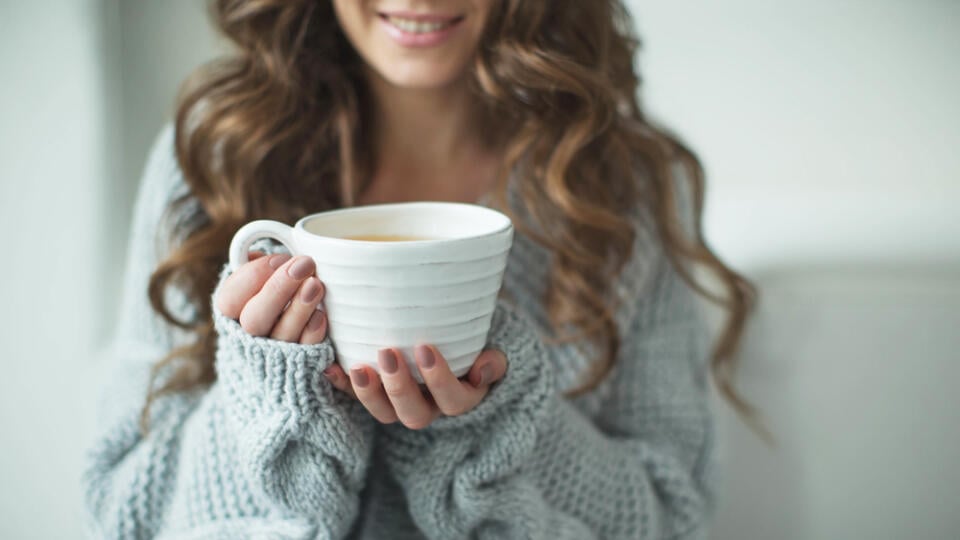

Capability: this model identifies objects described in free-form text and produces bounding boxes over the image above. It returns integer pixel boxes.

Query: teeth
[387,16,452,34]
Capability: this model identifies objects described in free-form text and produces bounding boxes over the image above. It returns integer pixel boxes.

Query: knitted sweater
[83,125,716,539]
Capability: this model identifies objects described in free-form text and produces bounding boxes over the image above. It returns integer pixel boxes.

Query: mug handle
[228,220,296,271]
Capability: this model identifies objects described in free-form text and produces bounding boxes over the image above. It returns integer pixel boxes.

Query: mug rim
[293,201,513,245]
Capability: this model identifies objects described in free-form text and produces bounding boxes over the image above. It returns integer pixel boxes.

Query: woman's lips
[378,12,465,48]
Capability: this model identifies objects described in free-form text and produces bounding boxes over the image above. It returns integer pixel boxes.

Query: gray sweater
[83,126,716,539]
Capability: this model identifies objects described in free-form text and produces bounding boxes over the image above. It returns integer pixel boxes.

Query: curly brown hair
[141,0,756,430]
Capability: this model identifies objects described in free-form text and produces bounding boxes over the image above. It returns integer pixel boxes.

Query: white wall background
[628,2,960,538]
[0,1,106,537]
[1,1,957,538]
[106,0,224,335]
[631,0,960,270]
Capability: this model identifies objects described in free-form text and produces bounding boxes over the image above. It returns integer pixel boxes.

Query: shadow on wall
[712,296,812,540]
[100,0,223,340]
[712,266,960,540]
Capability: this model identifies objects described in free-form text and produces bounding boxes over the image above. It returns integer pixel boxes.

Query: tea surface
[344,235,434,242]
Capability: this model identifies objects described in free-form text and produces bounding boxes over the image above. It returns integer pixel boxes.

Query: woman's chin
[372,63,468,91]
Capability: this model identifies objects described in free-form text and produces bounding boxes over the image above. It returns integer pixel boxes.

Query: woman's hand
[214,252,328,345]
[323,346,508,429]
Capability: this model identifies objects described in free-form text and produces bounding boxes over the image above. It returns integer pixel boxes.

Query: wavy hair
[141,0,757,430]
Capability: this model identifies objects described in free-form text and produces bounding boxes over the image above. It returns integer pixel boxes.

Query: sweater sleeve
[378,252,715,540]
[82,126,374,540]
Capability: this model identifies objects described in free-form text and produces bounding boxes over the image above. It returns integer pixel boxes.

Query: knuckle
[215,286,244,318]
[354,385,380,400]
[239,312,270,336]
[374,414,398,425]
[239,258,273,286]
[213,291,232,316]
[440,403,469,417]
[441,396,476,416]
[247,256,272,272]
[263,274,292,298]
[384,384,412,400]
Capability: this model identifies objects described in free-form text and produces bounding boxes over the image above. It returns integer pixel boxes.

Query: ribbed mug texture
[229,202,514,381]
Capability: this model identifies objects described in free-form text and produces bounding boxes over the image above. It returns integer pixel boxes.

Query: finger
[239,256,315,336]
[323,364,357,399]
[271,277,324,342]
[416,345,485,417]
[298,309,328,345]
[417,390,443,421]
[247,251,267,261]
[466,350,509,389]
[350,366,399,424]
[378,348,435,430]
[215,252,290,319]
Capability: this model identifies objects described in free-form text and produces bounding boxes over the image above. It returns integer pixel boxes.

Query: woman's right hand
[215,252,328,345]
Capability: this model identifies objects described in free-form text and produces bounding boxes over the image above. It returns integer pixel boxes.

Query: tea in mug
[345,235,434,242]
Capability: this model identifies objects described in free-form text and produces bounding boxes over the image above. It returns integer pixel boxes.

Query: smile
[383,15,461,34]
[377,12,465,47]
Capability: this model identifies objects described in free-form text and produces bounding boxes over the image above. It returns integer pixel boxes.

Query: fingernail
[378,349,398,374]
[268,254,291,269]
[478,364,493,387]
[288,256,314,280]
[306,311,326,332]
[351,368,369,388]
[469,362,485,388]
[417,345,435,369]
[300,278,322,303]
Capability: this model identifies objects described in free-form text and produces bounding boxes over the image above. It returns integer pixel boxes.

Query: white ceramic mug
[228,202,514,381]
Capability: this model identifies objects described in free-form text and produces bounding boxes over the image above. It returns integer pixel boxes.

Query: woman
[84,1,754,538]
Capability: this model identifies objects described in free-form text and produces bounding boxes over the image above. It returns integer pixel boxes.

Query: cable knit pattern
[374,274,713,539]
[84,125,716,539]
[83,126,375,539]
[212,299,374,522]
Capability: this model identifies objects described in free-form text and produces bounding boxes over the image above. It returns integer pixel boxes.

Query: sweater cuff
[211,264,341,425]
[214,307,339,418]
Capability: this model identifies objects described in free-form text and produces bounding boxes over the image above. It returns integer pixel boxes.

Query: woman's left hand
[323,346,507,429]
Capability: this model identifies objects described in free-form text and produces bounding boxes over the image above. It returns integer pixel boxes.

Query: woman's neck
[362,71,498,204]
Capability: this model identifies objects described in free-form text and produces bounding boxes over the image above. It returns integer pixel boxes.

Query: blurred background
[0,1,957,538]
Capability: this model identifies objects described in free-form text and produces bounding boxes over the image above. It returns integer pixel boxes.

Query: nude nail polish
[351,368,369,388]
[288,257,314,280]
[268,254,291,269]
[379,349,398,374]
[417,345,435,369]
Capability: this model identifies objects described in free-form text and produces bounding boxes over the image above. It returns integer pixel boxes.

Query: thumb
[468,349,508,388]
